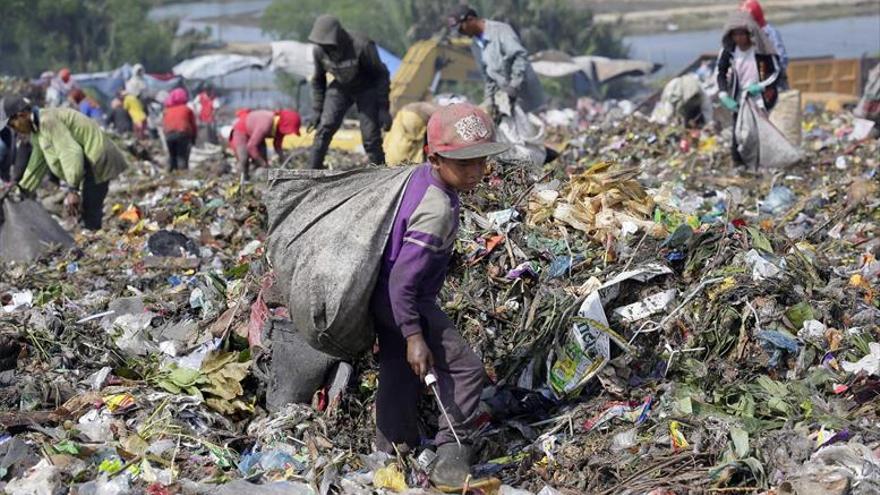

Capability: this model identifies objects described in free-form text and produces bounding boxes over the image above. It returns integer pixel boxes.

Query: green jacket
[19,108,128,192]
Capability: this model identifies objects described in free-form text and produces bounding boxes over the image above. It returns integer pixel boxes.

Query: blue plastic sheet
[757,330,800,368]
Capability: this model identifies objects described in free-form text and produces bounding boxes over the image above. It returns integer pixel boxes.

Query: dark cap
[447,5,477,29]
[1,96,31,128]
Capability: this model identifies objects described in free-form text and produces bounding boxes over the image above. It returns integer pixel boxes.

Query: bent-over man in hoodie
[307,15,391,169]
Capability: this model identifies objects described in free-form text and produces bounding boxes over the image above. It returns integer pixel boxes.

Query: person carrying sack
[371,103,509,488]
[3,96,128,230]
[716,10,780,167]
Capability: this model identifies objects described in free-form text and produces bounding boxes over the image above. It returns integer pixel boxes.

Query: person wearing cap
[3,96,128,230]
[447,5,545,119]
[371,103,508,488]
[229,108,301,182]
[307,15,391,169]
[163,88,198,172]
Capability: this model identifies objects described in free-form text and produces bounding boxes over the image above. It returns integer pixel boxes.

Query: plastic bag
[496,102,546,167]
[769,89,802,145]
[265,167,414,359]
[0,198,74,262]
[735,98,802,169]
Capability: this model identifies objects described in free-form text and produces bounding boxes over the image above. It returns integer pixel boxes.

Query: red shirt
[163,105,198,137]
[198,92,215,123]
[233,110,282,159]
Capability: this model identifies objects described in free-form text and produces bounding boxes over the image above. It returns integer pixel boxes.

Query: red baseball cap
[426,103,509,160]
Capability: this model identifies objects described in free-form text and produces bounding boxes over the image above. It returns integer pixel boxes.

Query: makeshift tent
[173,54,267,80]
[531,51,660,84]
[376,46,401,76]
[270,41,401,79]
[269,41,315,80]
[71,64,183,104]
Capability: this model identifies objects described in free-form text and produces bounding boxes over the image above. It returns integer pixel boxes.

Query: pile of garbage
[447,107,879,493]
[1,106,878,494]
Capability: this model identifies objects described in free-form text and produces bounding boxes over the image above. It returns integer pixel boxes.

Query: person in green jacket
[3,96,128,230]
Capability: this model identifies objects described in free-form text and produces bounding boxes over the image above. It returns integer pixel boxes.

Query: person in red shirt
[197,87,219,144]
[229,109,300,182]
[162,88,197,171]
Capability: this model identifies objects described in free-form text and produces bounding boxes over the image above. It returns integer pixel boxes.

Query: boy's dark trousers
[308,84,386,169]
[371,293,487,453]
[730,111,745,165]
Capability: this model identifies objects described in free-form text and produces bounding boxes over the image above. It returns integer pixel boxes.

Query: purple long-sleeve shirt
[374,163,460,338]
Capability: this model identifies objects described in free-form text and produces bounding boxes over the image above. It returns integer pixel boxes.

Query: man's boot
[429,443,473,489]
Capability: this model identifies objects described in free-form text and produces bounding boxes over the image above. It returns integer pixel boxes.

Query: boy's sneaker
[429,443,473,489]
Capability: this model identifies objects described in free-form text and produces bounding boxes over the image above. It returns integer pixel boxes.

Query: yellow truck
[388,36,482,114]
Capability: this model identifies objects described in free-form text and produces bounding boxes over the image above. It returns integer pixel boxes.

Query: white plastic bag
[735,98,802,168]
[495,94,546,167]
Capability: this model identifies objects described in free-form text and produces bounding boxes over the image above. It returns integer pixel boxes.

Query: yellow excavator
[284,36,481,152]
[389,36,481,113]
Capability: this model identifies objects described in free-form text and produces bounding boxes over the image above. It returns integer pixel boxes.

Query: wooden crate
[789,58,861,96]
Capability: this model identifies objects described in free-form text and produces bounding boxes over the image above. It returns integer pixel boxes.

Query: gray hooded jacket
[471,19,545,113]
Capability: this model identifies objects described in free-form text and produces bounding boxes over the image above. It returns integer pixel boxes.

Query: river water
[626,15,880,77]
[149,0,272,43]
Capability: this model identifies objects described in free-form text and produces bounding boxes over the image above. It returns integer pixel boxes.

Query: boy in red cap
[229,109,300,182]
[371,102,508,488]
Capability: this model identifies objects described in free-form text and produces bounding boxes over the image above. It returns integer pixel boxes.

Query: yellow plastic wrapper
[670,421,689,450]
[698,135,717,154]
[104,393,136,414]
[373,464,407,492]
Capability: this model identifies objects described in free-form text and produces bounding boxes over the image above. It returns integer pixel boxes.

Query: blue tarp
[377,46,401,77]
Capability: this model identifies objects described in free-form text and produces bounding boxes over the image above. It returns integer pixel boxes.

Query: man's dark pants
[308,84,386,169]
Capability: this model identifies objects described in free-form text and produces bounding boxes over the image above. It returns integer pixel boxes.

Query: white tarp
[173,54,266,80]
[531,50,659,83]
[269,41,316,80]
